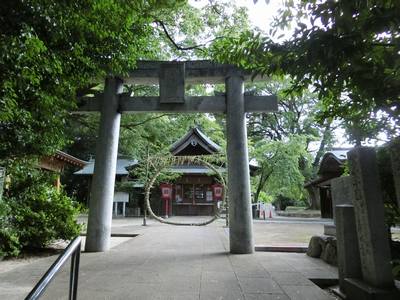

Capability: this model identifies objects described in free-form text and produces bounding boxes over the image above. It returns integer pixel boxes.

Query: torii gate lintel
[80,60,278,254]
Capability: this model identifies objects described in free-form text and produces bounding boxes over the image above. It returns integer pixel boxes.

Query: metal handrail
[25,236,82,300]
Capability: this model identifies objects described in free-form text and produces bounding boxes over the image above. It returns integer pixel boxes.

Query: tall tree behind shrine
[245,78,334,204]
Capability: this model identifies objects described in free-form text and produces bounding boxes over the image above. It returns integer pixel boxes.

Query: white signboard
[113,191,129,203]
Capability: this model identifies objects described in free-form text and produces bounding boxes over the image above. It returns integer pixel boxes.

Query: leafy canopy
[250,135,311,201]
[212,0,400,141]
[0,0,185,159]
[245,77,333,203]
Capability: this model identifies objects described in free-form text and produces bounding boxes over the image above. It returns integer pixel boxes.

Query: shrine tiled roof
[169,127,221,156]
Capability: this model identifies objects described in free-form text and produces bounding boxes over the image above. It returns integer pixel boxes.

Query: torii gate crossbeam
[76,60,278,254]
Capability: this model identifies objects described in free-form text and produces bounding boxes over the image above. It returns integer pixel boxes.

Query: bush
[272,195,295,211]
[0,227,20,258]
[0,163,82,256]
[0,200,20,258]
[8,183,82,249]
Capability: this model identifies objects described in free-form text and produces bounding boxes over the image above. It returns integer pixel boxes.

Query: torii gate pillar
[226,73,254,254]
[85,77,122,252]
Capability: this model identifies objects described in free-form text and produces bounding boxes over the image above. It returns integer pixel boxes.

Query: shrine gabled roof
[169,127,221,156]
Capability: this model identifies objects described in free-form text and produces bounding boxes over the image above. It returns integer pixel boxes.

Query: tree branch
[121,114,168,130]
[155,20,223,51]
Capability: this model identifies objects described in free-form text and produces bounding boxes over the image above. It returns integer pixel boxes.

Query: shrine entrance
[77,60,277,254]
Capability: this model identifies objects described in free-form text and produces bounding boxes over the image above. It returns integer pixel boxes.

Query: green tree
[0,161,82,257]
[250,135,311,203]
[212,0,400,143]
[245,78,334,204]
[0,0,185,160]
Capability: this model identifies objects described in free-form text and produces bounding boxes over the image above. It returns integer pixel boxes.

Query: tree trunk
[306,186,320,210]
[254,167,272,202]
[312,121,332,176]
[307,121,331,209]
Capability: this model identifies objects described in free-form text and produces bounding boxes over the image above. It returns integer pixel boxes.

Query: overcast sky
[189,0,283,31]
[234,0,283,31]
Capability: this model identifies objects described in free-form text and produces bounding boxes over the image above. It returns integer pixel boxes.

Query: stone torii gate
[78,60,277,254]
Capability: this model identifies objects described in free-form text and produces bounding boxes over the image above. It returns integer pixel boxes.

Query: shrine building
[160,127,225,217]
[73,127,226,217]
[73,127,258,218]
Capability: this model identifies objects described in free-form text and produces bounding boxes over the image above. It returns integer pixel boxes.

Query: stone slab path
[0,219,338,299]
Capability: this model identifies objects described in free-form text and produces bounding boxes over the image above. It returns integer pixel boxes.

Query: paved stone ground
[0,217,338,300]
[104,216,329,247]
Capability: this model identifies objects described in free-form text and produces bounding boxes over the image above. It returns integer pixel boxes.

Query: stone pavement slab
[245,294,290,300]
[281,285,334,300]
[0,218,337,299]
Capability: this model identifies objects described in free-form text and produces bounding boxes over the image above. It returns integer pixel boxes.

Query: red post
[160,183,172,218]
[212,184,224,201]
[164,199,169,218]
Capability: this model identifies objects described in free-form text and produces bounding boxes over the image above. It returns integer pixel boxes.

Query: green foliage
[0,0,185,159]
[0,27,73,158]
[250,135,311,202]
[0,227,20,258]
[0,200,20,258]
[272,195,295,211]
[8,185,81,249]
[212,0,400,142]
[257,191,273,203]
[154,1,251,60]
[0,163,81,255]
[244,77,332,206]
[246,77,323,142]
[1,0,251,163]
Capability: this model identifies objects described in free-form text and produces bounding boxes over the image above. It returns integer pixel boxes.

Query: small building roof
[54,150,87,168]
[39,150,87,172]
[317,148,350,176]
[74,158,138,175]
[305,148,351,188]
[169,127,221,156]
